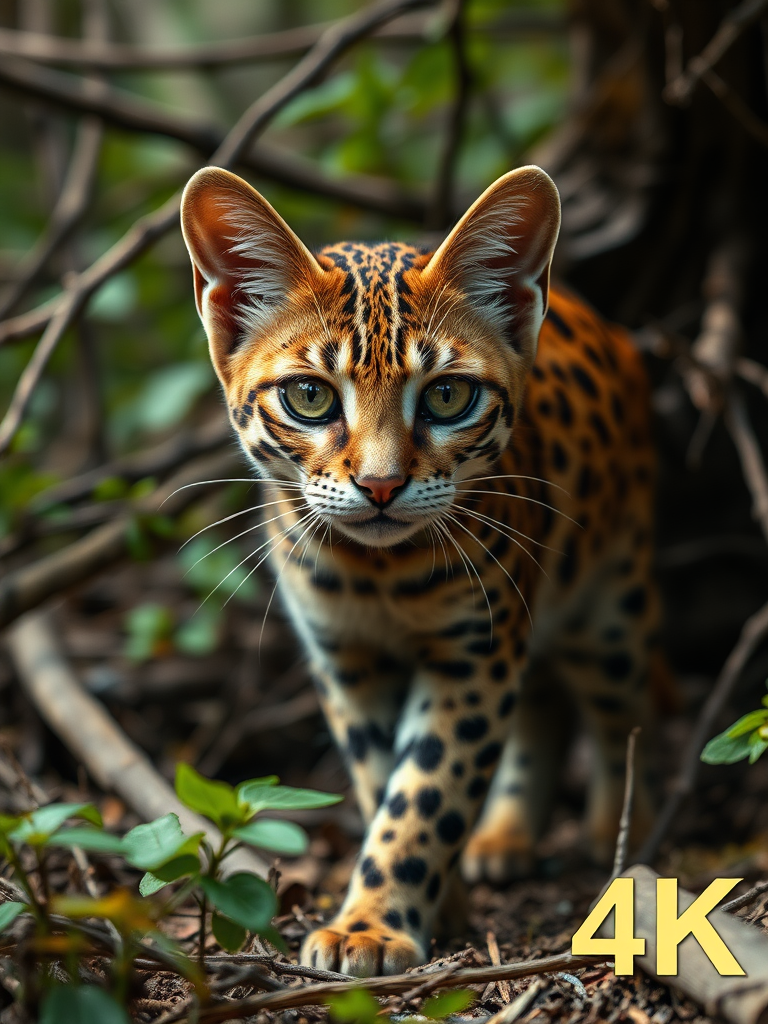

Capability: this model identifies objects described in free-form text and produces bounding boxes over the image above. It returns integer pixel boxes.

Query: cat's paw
[461,828,535,884]
[301,923,424,977]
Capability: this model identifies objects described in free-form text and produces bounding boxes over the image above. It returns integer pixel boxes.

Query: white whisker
[455,487,580,527]
[159,476,302,507]
[445,512,533,632]
[452,506,552,580]
[182,503,310,575]
[435,518,493,635]
[461,473,570,496]
[453,501,563,557]
[179,494,307,550]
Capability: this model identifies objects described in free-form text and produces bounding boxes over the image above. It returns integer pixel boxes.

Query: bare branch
[166,952,604,1024]
[725,388,768,547]
[0,10,565,72]
[0,0,435,452]
[722,880,768,914]
[0,118,102,319]
[663,0,768,105]
[426,0,471,230]
[637,597,768,863]
[0,448,241,631]
[700,68,768,149]
[737,356,768,399]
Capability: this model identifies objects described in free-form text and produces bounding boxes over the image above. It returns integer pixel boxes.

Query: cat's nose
[352,475,409,507]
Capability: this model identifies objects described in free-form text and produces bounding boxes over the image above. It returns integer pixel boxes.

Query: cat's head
[180,166,560,548]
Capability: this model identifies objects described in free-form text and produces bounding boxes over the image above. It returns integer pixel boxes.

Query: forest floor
[1,550,768,1023]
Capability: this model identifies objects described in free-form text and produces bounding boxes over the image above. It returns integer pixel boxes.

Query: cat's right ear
[180,167,322,384]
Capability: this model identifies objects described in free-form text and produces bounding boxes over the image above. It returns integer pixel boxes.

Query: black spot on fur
[382,830,395,842]
[383,909,402,929]
[406,907,421,929]
[467,776,488,799]
[620,586,647,616]
[361,856,385,888]
[475,742,502,769]
[426,873,441,902]
[499,692,517,717]
[571,364,598,398]
[416,787,442,819]
[347,726,368,762]
[546,307,574,338]
[491,660,508,681]
[601,652,633,681]
[349,921,369,932]
[451,761,465,778]
[558,536,578,585]
[456,716,489,742]
[436,811,466,844]
[552,441,568,472]
[412,734,444,772]
[388,792,409,818]
[426,660,474,680]
[393,856,428,884]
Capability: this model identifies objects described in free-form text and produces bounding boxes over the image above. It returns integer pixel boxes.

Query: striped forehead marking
[319,242,421,373]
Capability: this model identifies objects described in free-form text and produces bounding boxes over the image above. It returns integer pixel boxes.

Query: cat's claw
[301,925,424,977]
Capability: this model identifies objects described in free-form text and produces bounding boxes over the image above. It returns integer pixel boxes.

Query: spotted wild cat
[180,165,661,976]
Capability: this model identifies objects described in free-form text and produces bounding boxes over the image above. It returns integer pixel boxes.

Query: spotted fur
[181,166,661,977]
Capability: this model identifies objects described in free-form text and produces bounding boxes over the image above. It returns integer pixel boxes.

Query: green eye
[281,379,338,421]
[421,379,475,421]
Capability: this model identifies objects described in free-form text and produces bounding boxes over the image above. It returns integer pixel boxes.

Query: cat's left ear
[423,166,560,363]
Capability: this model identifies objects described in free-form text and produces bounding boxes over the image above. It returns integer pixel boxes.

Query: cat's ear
[181,167,323,383]
[423,166,560,362]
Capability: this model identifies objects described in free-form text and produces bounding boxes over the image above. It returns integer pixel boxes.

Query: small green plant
[701,679,768,765]
[0,765,342,1017]
[327,987,475,1024]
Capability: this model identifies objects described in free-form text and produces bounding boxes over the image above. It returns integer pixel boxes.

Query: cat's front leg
[301,644,524,975]
[310,645,407,824]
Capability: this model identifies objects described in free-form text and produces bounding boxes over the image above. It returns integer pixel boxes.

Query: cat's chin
[333,516,423,549]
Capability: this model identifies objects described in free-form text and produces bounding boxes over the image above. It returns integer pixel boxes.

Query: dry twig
[612,726,640,880]
[663,0,768,106]
[7,609,269,879]
[722,880,768,915]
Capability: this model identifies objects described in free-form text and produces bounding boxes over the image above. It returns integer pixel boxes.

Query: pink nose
[354,475,408,506]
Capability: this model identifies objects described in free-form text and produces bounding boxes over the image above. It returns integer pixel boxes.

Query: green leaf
[44,827,125,854]
[151,854,201,882]
[258,923,288,954]
[9,803,102,845]
[748,732,768,764]
[701,730,753,764]
[423,990,475,1019]
[139,872,168,897]
[327,988,381,1024]
[725,709,768,739]
[211,911,247,953]
[233,818,308,856]
[39,985,131,1024]
[124,602,174,662]
[176,763,244,829]
[121,813,203,871]
[237,782,342,814]
[199,873,277,932]
[0,901,26,932]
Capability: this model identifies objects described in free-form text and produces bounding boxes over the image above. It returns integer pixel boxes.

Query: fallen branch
[168,951,604,1024]
[612,865,768,1024]
[0,0,434,451]
[737,357,768,400]
[638,597,768,863]
[663,0,768,106]
[722,881,768,915]
[0,447,241,631]
[6,609,269,879]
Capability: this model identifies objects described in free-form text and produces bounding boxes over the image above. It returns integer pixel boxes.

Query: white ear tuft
[423,166,561,362]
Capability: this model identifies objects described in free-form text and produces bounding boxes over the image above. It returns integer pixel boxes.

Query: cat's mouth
[332,510,423,547]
